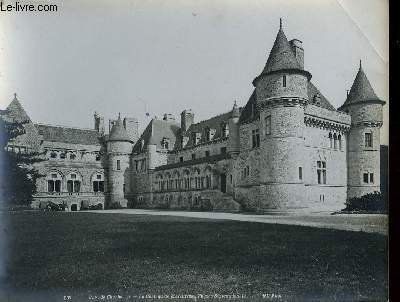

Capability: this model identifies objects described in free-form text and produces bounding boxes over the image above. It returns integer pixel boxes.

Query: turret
[106,113,133,208]
[339,61,385,199]
[180,109,194,132]
[252,19,311,209]
[228,101,240,156]
[94,111,105,134]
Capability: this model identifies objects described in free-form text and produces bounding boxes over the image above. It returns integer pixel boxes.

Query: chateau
[3,22,385,213]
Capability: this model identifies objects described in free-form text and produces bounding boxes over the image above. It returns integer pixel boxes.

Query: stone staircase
[200,190,241,212]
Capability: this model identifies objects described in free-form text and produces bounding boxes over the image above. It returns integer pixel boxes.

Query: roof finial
[13,93,17,100]
[279,18,282,30]
[118,112,121,119]
[359,59,362,69]
[234,100,237,107]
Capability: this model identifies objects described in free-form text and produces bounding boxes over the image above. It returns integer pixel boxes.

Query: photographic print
[0,0,388,301]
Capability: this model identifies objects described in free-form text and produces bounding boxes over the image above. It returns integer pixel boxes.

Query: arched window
[66,172,82,194]
[47,171,62,193]
[92,173,104,192]
[282,75,287,87]
[328,132,333,149]
[50,151,57,159]
[183,170,190,190]
[205,166,213,189]
[333,133,338,150]
[338,134,342,150]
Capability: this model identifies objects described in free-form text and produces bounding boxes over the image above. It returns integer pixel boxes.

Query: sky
[0,0,389,144]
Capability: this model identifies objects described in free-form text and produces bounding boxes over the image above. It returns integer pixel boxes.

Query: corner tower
[252,20,311,210]
[106,114,134,208]
[339,61,385,198]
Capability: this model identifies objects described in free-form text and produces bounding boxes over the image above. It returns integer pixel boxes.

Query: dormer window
[205,127,216,141]
[221,123,229,138]
[282,75,287,87]
[161,137,170,150]
[192,132,201,145]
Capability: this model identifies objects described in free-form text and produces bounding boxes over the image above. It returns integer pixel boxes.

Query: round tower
[107,113,134,208]
[228,101,240,157]
[339,61,385,199]
[252,19,311,210]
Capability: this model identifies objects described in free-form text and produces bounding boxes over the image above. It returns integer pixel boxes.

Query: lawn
[0,211,387,302]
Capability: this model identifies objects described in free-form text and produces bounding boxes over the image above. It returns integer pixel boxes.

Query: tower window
[252,129,260,148]
[117,160,121,170]
[363,173,369,183]
[338,134,342,150]
[282,75,287,87]
[317,161,326,184]
[333,133,338,150]
[179,156,184,162]
[265,115,271,135]
[365,133,373,148]
[192,154,196,160]
[370,173,374,183]
[299,167,302,180]
[363,172,374,184]
[328,132,333,148]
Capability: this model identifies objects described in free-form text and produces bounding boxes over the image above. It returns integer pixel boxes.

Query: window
[60,152,66,159]
[205,128,211,141]
[265,116,271,135]
[95,154,101,161]
[192,154,196,160]
[333,133,338,150]
[179,156,184,162]
[123,184,126,193]
[230,175,233,184]
[205,150,210,157]
[117,160,121,170]
[329,132,333,148]
[93,174,104,192]
[299,167,302,180]
[135,160,139,172]
[50,151,57,159]
[363,172,374,184]
[317,161,326,184]
[140,159,146,171]
[252,129,260,148]
[338,134,342,150]
[282,75,287,87]
[70,153,76,160]
[67,180,81,193]
[365,133,373,148]
[48,180,61,193]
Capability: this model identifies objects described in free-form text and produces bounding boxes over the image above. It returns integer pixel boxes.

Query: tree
[0,110,44,207]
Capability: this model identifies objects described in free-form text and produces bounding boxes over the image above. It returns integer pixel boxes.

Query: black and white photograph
[0,0,389,301]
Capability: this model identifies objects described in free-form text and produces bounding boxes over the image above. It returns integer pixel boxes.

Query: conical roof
[253,20,311,85]
[108,114,132,142]
[261,25,301,74]
[340,61,385,108]
[231,101,240,118]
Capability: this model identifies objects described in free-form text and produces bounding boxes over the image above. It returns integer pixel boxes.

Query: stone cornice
[352,121,383,128]
[257,97,308,110]
[304,115,351,133]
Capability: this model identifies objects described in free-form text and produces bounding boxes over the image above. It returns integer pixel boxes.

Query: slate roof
[132,118,180,153]
[339,63,384,109]
[307,82,336,111]
[3,97,41,149]
[182,110,235,148]
[260,24,303,74]
[108,115,132,142]
[238,90,258,124]
[35,124,101,146]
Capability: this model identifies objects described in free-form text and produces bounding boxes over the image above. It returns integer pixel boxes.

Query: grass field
[0,211,387,301]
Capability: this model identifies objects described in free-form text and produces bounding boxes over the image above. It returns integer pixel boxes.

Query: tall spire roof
[260,19,302,74]
[340,61,385,108]
[108,114,132,142]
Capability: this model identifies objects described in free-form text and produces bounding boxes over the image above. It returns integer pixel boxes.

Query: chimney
[123,117,139,143]
[94,112,105,134]
[289,39,304,69]
[180,109,194,132]
[163,113,175,122]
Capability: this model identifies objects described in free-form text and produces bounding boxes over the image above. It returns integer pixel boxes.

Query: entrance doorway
[71,204,78,211]
[220,174,226,193]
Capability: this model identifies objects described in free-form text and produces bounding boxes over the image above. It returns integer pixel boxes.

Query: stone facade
[2,22,385,213]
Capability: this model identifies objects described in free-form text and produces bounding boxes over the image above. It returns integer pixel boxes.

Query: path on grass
[88,209,387,235]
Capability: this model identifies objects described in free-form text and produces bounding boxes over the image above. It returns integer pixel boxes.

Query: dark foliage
[42,201,67,211]
[108,202,123,209]
[80,203,103,210]
[0,114,44,206]
[343,191,387,213]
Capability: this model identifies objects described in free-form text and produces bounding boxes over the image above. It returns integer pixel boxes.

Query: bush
[45,201,66,211]
[343,191,387,213]
[109,202,123,209]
